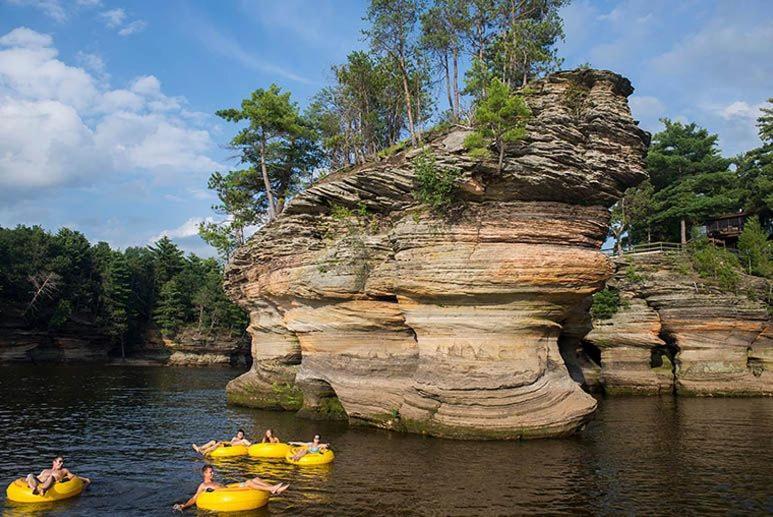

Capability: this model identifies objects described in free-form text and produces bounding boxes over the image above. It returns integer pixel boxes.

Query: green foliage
[412,150,461,212]
[738,217,772,278]
[591,287,622,320]
[688,237,741,292]
[214,84,322,225]
[625,263,644,283]
[470,77,531,170]
[463,131,492,158]
[0,225,247,350]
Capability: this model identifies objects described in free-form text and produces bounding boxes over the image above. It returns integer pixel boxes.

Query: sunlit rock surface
[584,254,772,396]
[224,69,650,439]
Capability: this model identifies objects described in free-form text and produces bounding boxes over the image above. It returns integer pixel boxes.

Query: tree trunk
[452,47,460,118]
[120,337,125,360]
[498,140,505,171]
[398,56,417,146]
[443,53,453,115]
[259,135,276,220]
[680,218,687,244]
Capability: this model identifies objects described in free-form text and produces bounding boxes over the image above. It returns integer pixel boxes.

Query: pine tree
[646,120,738,243]
[149,236,184,287]
[103,253,132,357]
[738,217,772,278]
[153,278,188,337]
[464,77,531,170]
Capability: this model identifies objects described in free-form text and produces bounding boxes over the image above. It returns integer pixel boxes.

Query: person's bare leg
[38,476,56,495]
[292,449,308,461]
[26,474,39,492]
[245,478,288,494]
[194,440,218,454]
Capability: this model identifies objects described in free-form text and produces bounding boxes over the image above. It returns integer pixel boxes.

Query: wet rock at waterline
[224,68,650,439]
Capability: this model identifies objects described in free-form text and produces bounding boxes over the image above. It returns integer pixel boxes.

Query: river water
[0,365,771,516]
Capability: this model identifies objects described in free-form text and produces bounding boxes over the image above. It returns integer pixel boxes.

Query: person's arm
[173,486,203,511]
[242,439,252,446]
[288,441,304,446]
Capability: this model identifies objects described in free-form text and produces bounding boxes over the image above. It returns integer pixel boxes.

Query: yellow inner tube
[196,483,269,512]
[6,477,85,503]
[208,442,249,458]
[248,442,291,459]
[285,447,335,466]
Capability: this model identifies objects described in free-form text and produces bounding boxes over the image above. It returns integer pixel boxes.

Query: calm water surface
[0,365,771,516]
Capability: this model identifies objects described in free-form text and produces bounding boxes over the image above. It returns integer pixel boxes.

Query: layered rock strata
[225,69,650,439]
[584,254,772,395]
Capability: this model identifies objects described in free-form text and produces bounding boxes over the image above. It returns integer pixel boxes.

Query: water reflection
[0,365,771,516]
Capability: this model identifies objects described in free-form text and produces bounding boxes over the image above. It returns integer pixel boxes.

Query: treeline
[610,101,773,278]
[0,227,247,354]
[199,0,567,259]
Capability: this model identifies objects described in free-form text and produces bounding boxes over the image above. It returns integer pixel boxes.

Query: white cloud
[99,8,126,28]
[98,8,146,36]
[717,101,765,122]
[152,216,213,241]
[0,26,52,48]
[0,27,221,197]
[75,51,108,81]
[118,20,147,36]
[76,0,101,6]
[6,0,67,22]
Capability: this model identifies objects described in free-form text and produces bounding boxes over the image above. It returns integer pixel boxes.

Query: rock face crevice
[224,69,650,439]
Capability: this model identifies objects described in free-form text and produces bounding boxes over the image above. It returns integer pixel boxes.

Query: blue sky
[0,0,771,256]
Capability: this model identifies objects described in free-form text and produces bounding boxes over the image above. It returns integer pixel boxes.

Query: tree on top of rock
[646,119,738,243]
[464,77,531,171]
[364,0,423,146]
[216,85,311,221]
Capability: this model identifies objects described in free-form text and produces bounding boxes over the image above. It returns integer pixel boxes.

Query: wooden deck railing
[602,242,684,256]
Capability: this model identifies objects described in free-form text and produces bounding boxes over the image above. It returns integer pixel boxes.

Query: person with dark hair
[192,429,251,455]
[25,456,91,496]
[261,429,280,443]
[289,434,329,461]
[172,465,288,511]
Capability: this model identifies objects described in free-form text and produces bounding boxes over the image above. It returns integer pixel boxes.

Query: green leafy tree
[364,0,423,146]
[465,77,531,170]
[487,0,567,87]
[153,278,188,337]
[738,217,772,278]
[646,120,737,243]
[149,236,184,288]
[421,0,466,118]
[216,84,308,220]
[103,253,132,357]
[737,99,773,221]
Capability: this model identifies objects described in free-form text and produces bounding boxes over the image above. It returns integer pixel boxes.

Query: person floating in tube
[192,428,251,455]
[172,464,288,511]
[289,434,330,461]
[25,456,90,496]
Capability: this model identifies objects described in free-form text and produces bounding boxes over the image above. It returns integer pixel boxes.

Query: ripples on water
[0,365,771,516]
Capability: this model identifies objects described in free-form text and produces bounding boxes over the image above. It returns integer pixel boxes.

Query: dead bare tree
[24,271,61,315]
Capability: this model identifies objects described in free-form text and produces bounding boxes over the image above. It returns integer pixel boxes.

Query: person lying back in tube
[192,429,251,455]
[172,464,288,512]
[289,434,330,461]
[25,456,91,496]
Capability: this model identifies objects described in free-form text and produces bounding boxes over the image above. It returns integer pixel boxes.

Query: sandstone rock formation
[139,326,251,367]
[0,308,113,362]
[584,253,772,396]
[225,69,650,439]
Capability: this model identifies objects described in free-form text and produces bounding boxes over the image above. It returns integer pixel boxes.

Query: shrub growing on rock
[413,150,461,212]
